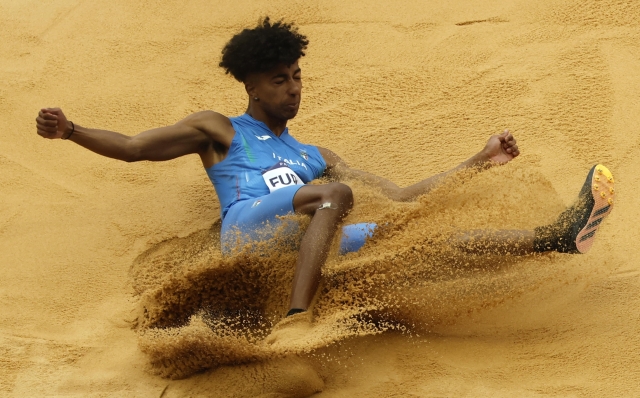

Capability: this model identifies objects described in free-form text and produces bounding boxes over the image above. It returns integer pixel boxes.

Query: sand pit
[2,0,640,396]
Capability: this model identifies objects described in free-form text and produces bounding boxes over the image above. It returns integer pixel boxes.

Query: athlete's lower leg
[288,183,353,313]
[457,164,615,256]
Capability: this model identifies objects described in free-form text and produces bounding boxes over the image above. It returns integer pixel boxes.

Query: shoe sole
[575,164,615,253]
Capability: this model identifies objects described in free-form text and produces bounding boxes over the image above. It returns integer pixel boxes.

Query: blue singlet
[206,113,326,219]
[205,113,376,255]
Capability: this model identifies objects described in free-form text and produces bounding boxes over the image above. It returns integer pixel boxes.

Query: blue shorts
[221,185,376,256]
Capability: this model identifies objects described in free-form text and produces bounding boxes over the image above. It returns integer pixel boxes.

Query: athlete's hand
[36,108,71,139]
[481,130,519,164]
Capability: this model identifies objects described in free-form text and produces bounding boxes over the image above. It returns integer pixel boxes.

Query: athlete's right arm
[36,108,234,162]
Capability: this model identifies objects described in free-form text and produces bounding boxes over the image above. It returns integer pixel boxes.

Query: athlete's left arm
[318,130,519,202]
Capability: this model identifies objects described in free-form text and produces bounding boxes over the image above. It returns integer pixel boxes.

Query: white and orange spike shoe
[534,164,615,254]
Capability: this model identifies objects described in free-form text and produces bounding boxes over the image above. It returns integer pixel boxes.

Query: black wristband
[62,121,75,140]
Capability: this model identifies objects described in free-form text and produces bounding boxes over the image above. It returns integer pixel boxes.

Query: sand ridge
[2,0,640,396]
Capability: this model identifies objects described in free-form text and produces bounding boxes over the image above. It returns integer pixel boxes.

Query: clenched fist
[481,129,520,164]
[36,108,72,139]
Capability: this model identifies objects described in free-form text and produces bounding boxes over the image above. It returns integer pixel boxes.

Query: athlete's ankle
[533,224,561,253]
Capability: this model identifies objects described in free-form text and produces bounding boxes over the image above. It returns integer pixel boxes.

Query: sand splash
[132,163,583,379]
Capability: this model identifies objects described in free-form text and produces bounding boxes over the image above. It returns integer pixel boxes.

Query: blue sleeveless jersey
[206,113,327,219]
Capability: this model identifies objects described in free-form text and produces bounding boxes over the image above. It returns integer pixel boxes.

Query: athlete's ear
[244,75,257,98]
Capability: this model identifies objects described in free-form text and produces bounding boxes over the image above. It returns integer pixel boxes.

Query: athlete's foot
[264,311,313,348]
[534,164,615,254]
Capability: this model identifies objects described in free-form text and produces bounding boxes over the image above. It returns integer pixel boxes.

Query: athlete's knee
[321,182,354,214]
[325,182,353,204]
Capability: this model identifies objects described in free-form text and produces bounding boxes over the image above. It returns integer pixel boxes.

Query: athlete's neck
[246,105,287,137]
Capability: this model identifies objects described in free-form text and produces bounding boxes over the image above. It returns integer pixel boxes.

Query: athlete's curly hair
[219,17,309,82]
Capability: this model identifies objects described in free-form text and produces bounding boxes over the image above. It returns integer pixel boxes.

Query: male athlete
[36,18,615,328]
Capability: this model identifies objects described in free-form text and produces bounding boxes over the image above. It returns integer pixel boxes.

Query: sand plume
[133,165,587,379]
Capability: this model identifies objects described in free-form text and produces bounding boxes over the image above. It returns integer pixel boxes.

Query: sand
[2,0,640,396]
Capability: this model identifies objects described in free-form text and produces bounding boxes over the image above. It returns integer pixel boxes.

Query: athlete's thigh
[223,185,303,233]
[220,186,307,254]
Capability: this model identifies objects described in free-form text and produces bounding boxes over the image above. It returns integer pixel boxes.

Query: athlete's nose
[288,79,301,96]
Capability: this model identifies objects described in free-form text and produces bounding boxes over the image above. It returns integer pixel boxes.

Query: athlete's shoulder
[181,110,234,143]
[184,110,232,126]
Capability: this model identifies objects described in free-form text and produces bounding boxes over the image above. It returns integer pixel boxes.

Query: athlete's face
[246,60,302,121]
